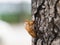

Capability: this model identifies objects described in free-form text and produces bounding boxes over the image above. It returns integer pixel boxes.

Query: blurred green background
[0,2,31,23]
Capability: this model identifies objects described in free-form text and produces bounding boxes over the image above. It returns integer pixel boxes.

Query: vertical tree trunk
[32,0,60,45]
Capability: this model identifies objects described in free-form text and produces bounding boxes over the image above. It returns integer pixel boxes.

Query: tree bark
[32,0,60,45]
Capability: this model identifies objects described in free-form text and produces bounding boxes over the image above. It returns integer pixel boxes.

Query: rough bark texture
[32,0,60,45]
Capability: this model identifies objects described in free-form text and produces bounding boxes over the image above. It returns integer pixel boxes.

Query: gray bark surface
[32,0,60,45]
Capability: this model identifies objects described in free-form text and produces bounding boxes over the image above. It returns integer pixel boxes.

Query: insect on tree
[25,0,60,45]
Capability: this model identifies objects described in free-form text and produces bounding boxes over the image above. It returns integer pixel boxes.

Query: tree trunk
[32,0,60,45]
